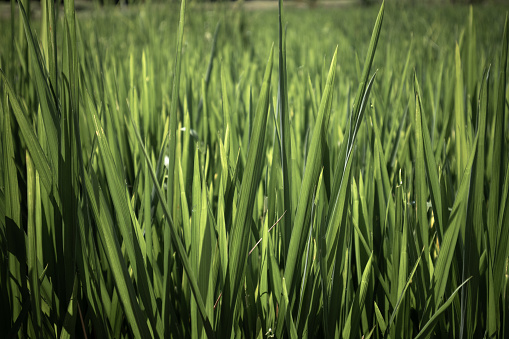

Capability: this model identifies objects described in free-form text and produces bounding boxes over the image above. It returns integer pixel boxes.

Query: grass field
[1,0,509,337]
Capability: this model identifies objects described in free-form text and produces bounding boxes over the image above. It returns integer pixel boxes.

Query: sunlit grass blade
[26,151,41,336]
[374,301,387,335]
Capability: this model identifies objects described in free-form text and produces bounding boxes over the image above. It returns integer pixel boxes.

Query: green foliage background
[1,0,508,337]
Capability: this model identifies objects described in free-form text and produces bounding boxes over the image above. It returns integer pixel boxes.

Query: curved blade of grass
[41,0,57,92]
[0,71,53,194]
[348,1,384,147]
[415,277,472,339]
[2,86,21,226]
[386,246,424,333]
[63,0,78,123]
[18,2,60,186]
[374,301,386,335]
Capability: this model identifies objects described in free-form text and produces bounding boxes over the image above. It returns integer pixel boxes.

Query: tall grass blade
[454,43,468,180]
[17,2,60,189]
[164,0,187,333]
[26,152,42,336]
[131,107,215,339]
[83,164,151,338]
[433,132,478,305]
[278,0,293,258]
[414,75,444,241]
[0,72,53,194]
[488,14,508,261]
[220,44,274,335]
[413,81,430,271]
[284,46,337,299]
[167,0,186,217]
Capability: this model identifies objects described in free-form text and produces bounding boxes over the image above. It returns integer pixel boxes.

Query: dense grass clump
[1,0,509,337]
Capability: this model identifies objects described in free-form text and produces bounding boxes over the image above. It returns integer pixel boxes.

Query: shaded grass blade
[278,0,293,259]
[415,277,472,339]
